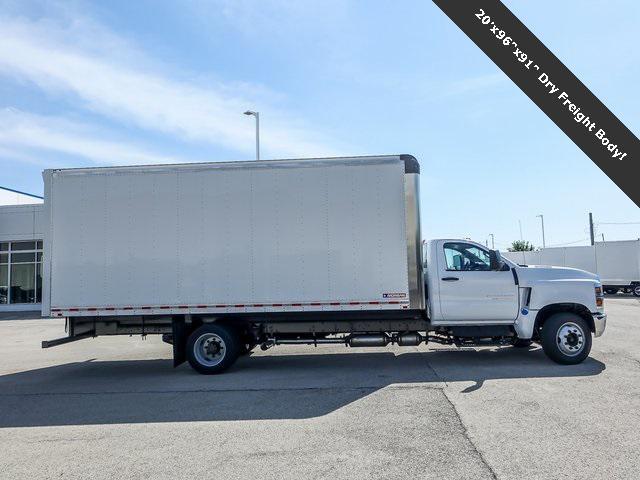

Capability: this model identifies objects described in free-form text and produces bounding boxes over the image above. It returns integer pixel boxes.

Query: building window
[1,240,43,305]
[0,263,7,305]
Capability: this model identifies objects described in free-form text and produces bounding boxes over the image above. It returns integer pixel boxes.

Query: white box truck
[504,241,640,296]
[41,155,606,373]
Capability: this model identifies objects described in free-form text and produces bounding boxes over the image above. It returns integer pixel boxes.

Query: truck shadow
[0,347,605,428]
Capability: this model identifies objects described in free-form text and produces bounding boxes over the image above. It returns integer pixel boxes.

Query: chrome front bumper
[593,312,607,337]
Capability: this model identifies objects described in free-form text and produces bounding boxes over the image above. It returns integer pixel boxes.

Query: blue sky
[0,0,638,249]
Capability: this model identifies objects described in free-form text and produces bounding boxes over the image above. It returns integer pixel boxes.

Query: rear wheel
[605,288,618,295]
[540,313,591,365]
[633,285,640,297]
[186,323,240,374]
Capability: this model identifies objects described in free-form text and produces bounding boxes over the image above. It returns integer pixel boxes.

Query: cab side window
[444,243,491,271]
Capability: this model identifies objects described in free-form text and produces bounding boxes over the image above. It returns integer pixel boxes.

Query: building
[0,186,44,313]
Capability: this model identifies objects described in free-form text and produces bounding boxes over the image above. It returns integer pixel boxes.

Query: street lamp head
[244,110,257,116]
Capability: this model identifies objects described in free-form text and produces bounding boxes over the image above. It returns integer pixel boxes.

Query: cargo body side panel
[595,240,640,285]
[44,157,413,317]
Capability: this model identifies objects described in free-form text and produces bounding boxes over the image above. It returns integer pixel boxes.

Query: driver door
[437,241,518,322]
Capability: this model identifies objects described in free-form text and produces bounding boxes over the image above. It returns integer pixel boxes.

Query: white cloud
[0,108,195,166]
[0,13,344,160]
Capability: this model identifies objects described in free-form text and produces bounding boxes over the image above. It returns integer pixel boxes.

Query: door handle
[441,277,459,281]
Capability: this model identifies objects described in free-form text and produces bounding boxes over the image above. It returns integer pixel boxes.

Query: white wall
[0,204,44,242]
[502,241,640,284]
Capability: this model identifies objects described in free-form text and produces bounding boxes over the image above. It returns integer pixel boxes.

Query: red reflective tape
[57,300,406,313]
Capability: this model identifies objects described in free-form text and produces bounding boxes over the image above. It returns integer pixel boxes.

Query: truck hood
[515,265,600,283]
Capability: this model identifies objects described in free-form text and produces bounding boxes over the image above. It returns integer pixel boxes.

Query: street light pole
[518,220,523,241]
[536,214,546,248]
[489,233,495,249]
[243,110,260,160]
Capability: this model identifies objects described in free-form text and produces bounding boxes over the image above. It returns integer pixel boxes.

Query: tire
[186,323,240,374]
[633,285,640,297]
[540,313,592,365]
[604,288,618,295]
[512,338,533,348]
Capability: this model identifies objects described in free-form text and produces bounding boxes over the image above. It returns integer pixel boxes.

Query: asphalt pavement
[0,297,638,479]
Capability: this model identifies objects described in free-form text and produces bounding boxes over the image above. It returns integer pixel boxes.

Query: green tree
[508,240,535,252]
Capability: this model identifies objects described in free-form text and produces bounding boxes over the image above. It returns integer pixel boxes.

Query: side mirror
[489,250,503,271]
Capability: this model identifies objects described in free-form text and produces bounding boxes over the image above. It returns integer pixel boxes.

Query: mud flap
[172,317,187,367]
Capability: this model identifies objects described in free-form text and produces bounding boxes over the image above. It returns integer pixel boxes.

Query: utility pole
[518,220,523,241]
[589,212,595,246]
[489,233,495,249]
[536,214,546,248]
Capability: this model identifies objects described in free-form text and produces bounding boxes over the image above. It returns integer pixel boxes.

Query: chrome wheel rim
[557,322,585,356]
[193,333,226,367]
[634,286,640,296]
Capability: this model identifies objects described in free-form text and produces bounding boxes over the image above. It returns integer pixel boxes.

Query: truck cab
[424,239,607,363]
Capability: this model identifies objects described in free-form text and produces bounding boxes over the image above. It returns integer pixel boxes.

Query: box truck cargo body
[43,155,422,317]
[503,240,640,295]
[42,155,606,373]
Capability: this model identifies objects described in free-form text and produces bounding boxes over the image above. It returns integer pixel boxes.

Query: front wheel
[633,285,640,297]
[540,313,592,365]
[186,323,240,374]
